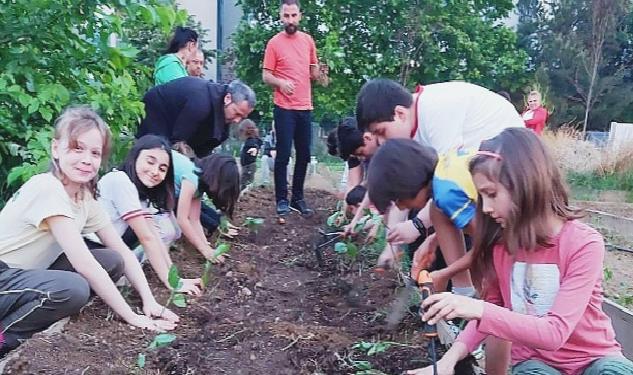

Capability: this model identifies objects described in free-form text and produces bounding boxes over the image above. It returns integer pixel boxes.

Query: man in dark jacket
[137,77,256,156]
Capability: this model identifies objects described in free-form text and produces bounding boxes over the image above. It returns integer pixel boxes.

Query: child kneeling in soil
[375,129,633,375]
[0,107,178,357]
[172,149,240,263]
[95,135,201,295]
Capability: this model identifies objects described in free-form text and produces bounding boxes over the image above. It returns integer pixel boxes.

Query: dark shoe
[290,199,314,216]
[276,199,290,216]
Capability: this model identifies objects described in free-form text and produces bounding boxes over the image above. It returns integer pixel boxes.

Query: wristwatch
[411,216,426,236]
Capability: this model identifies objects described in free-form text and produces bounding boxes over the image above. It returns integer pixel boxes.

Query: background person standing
[262,0,328,217]
[522,90,548,135]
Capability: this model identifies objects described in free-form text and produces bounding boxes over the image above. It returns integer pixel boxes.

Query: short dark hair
[367,139,438,213]
[356,78,413,132]
[326,117,364,161]
[196,154,240,217]
[346,185,367,206]
[166,26,198,54]
[119,135,175,212]
[281,0,300,9]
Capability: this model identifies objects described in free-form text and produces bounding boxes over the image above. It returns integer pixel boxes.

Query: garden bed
[3,188,457,374]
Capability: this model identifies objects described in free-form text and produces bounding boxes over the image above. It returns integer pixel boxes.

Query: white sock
[452,286,477,298]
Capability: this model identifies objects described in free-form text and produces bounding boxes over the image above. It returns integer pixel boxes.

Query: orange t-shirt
[263,31,318,110]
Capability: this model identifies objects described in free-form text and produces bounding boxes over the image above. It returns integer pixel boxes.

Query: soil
[573,200,633,220]
[4,188,476,375]
[573,200,633,306]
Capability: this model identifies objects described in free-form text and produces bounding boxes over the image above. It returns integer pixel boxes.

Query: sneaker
[290,199,314,216]
[276,199,290,216]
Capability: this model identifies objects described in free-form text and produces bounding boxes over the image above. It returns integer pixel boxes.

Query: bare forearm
[140,235,172,287]
[79,266,136,321]
[262,71,284,89]
[178,217,208,251]
[118,248,155,303]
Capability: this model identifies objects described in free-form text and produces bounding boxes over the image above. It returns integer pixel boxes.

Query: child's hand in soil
[143,300,179,323]
[201,247,226,264]
[386,220,419,245]
[178,278,203,296]
[220,227,239,239]
[127,314,177,332]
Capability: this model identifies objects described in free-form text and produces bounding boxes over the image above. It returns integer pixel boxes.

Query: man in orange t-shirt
[262,0,328,217]
[522,90,548,135]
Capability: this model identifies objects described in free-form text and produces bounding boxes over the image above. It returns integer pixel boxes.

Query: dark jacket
[137,77,229,157]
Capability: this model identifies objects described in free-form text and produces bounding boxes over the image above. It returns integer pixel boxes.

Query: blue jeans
[273,105,312,202]
[512,357,633,375]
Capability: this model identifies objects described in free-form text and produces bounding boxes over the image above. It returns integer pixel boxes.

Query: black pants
[0,250,124,353]
[273,105,312,202]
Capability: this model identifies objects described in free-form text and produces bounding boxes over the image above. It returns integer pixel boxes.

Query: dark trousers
[273,105,312,202]
[240,163,257,191]
[0,249,124,353]
[201,202,221,234]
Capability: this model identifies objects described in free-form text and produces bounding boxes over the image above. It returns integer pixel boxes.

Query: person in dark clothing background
[238,119,263,191]
[137,77,256,157]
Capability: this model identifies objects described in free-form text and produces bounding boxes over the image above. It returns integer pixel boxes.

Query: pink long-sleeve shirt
[456,220,622,374]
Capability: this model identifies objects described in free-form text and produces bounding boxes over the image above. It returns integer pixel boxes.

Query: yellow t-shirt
[0,173,111,269]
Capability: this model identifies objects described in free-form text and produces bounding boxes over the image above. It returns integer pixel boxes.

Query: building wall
[176,0,218,82]
[218,0,243,83]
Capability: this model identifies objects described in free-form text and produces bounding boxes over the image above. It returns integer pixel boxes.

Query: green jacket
[154,54,188,86]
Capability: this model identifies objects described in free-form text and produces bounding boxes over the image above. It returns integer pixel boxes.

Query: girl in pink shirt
[408,128,633,375]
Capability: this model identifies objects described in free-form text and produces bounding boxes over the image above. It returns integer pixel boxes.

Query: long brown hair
[468,128,583,289]
[50,106,112,199]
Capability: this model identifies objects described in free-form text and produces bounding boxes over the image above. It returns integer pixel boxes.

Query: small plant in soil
[201,242,231,289]
[243,217,265,242]
[136,332,178,369]
[166,264,187,308]
[244,217,264,233]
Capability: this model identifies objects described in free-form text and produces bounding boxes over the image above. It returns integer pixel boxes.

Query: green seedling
[215,241,231,257]
[201,242,231,289]
[201,260,213,289]
[604,267,614,282]
[148,333,177,349]
[244,217,265,234]
[353,341,392,356]
[219,216,229,232]
[136,332,177,369]
[334,240,359,260]
[166,264,187,308]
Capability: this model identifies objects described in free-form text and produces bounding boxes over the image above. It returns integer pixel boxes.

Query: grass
[542,127,633,202]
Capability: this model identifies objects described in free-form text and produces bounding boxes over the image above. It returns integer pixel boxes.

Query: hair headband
[476,150,503,160]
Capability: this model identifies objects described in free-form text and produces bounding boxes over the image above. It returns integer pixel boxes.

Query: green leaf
[167,264,181,289]
[148,333,177,349]
[172,293,187,308]
[136,353,146,368]
[201,260,212,289]
[214,242,231,257]
[346,242,359,259]
[334,242,348,254]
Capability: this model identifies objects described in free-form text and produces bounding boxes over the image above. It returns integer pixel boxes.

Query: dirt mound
[4,188,470,374]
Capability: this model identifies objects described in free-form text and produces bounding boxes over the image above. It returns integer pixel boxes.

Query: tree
[0,0,190,203]
[233,0,529,123]
[530,0,632,131]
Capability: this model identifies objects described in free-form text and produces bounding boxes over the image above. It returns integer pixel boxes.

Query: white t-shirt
[413,81,524,154]
[0,173,111,269]
[98,170,152,237]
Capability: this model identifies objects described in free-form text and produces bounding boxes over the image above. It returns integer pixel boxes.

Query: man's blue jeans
[273,105,312,202]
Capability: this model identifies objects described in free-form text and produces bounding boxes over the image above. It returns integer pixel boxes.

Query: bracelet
[411,217,426,235]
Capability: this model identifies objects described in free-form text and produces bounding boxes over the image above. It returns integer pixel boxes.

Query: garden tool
[313,230,344,266]
[418,270,438,375]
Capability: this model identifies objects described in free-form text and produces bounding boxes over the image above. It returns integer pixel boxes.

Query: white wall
[177,0,218,81]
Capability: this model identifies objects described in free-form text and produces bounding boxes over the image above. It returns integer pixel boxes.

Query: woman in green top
[154,26,199,86]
